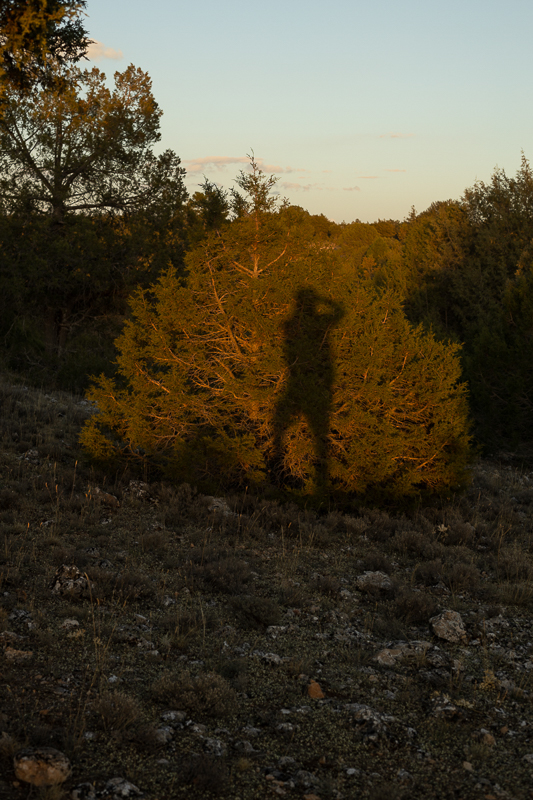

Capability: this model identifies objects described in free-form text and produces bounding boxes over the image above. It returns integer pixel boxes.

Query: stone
[238,740,261,755]
[50,564,91,598]
[0,630,23,645]
[154,727,174,744]
[13,746,71,786]
[72,783,98,800]
[125,480,150,500]
[161,710,186,723]
[203,737,227,756]
[430,610,468,643]
[345,703,398,744]
[99,777,144,797]
[356,571,392,593]
[205,496,233,515]
[4,646,33,661]
[91,486,120,508]
[307,680,325,699]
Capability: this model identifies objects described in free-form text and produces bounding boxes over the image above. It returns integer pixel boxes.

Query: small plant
[231,594,281,630]
[93,690,142,733]
[177,753,229,795]
[444,561,481,594]
[151,671,236,718]
[394,587,439,623]
[310,574,341,597]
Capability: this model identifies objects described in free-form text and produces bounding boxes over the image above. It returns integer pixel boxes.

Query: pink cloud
[184,156,248,173]
[184,156,308,175]
[87,40,123,61]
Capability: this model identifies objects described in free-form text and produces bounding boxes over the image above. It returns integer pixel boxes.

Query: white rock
[356,571,392,593]
[430,610,468,643]
[99,777,144,797]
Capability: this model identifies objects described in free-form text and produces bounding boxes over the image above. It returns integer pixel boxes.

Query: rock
[91,486,120,509]
[205,496,233,515]
[4,646,33,661]
[72,784,98,800]
[430,610,467,643]
[345,703,397,743]
[13,746,71,786]
[374,640,436,667]
[8,609,33,626]
[161,710,186,724]
[154,726,173,744]
[99,777,144,798]
[61,618,80,631]
[203,737,227,756]
[0,630,24,645]
[307,680,325,699]
[356,571,392,593]
[125,480,151,500]
[254,651,283,665]
[430,693,469,721]
[50,564,91,598]
[234,740,257,754]
[20,448,40,464]
[295,770,319,788]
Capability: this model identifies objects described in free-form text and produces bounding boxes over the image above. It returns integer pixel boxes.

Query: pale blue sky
[85,0,533,222]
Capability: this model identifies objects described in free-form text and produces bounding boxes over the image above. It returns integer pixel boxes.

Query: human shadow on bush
[271,287,344,498]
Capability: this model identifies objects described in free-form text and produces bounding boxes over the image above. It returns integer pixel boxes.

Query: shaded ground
[1,377,533,799]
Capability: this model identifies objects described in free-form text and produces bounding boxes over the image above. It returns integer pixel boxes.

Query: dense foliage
[0,0,89,91]
[1,0,532,483]
[0,61,188,388]
[81,162,472,504]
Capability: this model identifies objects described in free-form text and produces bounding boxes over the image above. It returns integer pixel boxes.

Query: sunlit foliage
[82,160,472,505]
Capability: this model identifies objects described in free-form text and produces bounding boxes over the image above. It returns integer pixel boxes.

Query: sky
[84,0,533,223]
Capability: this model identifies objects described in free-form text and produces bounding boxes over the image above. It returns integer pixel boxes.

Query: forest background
[1,1,532,504]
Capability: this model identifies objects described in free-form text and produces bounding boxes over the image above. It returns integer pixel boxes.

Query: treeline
[0,26,532,501]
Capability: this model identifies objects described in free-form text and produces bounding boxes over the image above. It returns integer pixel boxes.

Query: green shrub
[81,161,472,505]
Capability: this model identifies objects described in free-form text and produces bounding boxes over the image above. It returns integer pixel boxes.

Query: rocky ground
[1,378,533,799]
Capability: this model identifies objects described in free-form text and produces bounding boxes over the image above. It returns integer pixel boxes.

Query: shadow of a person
[271,287,344,495]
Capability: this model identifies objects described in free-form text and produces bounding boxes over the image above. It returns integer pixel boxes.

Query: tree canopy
[0,0,89,91]
[81,161,472,505]
[0,62,185,222]
[0,59,188,386]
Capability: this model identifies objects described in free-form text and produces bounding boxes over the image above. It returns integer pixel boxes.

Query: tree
[0,62,185,223]
[186,178,230,245]
[402,157,533,448]
[0,61,188,383]
[81,161,472,505]
[0,0,89,91]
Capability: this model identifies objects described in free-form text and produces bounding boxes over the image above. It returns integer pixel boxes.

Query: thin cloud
[343,186,361,192]
[184,156,248,173]
[280,181,319,191]
[359,176,378,179]
[379,133,414,139]
[87,40,123,61]
[385,169,407,172]
[184,156,308,175]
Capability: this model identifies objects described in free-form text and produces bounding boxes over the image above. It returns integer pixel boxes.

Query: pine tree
[81,159,472,504]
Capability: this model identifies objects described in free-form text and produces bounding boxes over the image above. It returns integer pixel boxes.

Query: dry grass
[1,377,533,798]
